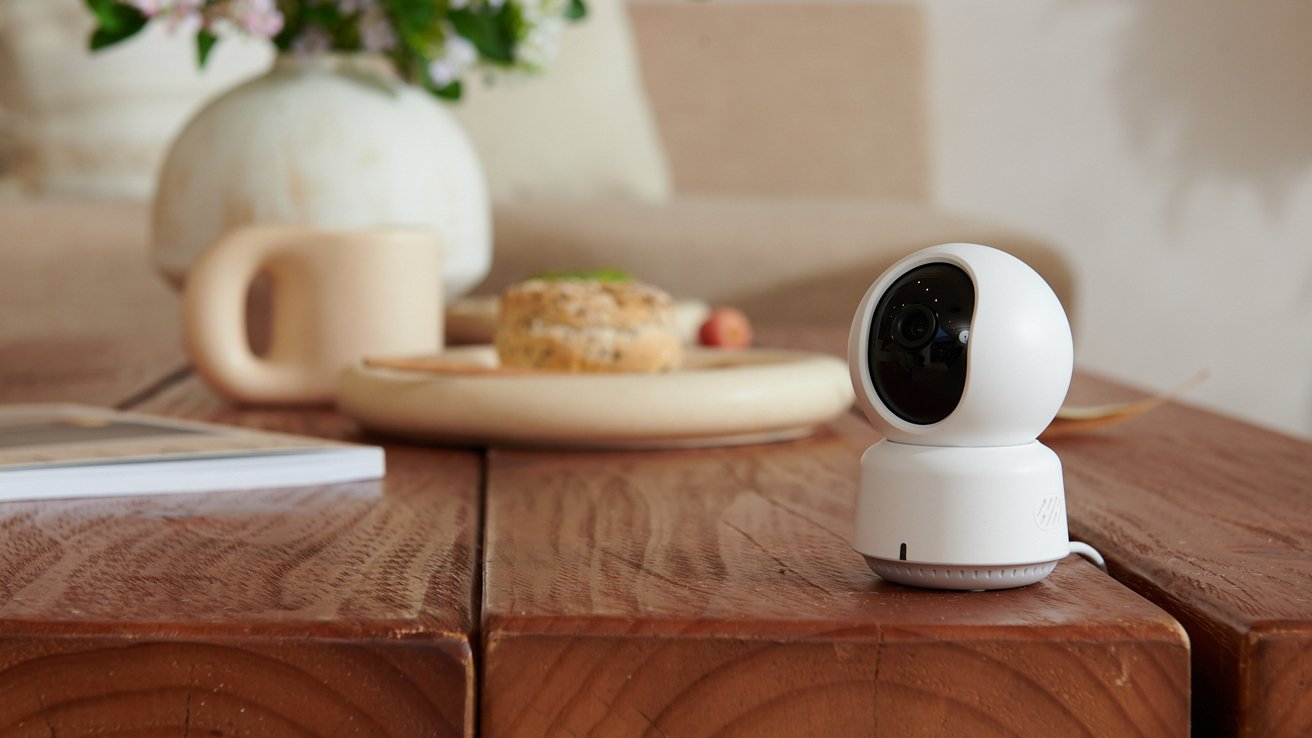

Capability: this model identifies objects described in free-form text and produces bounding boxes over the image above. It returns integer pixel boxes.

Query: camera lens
[869,262,973,424]
[892,304,937,349]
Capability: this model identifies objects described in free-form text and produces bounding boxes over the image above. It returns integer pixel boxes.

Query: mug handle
[183,224,320,404]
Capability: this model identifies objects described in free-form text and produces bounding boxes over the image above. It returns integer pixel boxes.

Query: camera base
[863,556,1058,590]
[854,439,1071,590]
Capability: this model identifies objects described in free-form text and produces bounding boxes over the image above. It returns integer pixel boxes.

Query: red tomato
[698,307,753,349]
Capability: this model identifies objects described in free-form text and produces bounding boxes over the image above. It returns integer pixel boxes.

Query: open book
[0,405,385,502]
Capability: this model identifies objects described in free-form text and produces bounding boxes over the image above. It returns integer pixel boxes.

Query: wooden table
[1058,378,1312,738]
[1,201,1308,737]
[0,203,480,736]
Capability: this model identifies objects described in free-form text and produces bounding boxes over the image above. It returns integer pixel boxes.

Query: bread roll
[496,278,683,372]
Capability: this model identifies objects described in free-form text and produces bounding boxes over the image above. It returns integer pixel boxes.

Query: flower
[124,0,205,32]
[359,9,397,54]
[87,0,588,100]
[428,33,479,88]
[228,0,284,39]
[290,26,332,58]
[124,0,167,13]
[514,17,563,69]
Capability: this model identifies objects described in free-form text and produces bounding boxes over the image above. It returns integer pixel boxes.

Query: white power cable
[1068,541,1107,572]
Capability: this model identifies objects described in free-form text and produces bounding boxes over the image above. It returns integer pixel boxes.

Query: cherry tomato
[698,307,753,349]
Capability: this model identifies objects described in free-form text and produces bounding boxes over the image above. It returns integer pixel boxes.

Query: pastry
[495,276,683,372]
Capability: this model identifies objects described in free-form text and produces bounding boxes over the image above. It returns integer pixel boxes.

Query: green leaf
[301,4,345,27]
[448,8,515,63]
[89,27,124,51]
[85,0,147,51]
[432,79,463,101]
[196,28,219,68]
[85,0,143,31]
[565,0,587,22]
[531,268,634,283]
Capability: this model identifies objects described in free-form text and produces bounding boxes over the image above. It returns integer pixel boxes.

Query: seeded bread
[495,279,683,372]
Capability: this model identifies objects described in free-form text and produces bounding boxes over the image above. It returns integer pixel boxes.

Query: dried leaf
[1042,371,1208,439]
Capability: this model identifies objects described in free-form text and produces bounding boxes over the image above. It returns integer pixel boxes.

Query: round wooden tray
[336,346,854,449]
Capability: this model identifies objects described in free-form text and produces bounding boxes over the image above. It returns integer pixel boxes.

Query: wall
[926,0,1312,438]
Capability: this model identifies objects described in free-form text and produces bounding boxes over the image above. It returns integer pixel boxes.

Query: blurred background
[928,0,1312,440]
[1,0,1308,439]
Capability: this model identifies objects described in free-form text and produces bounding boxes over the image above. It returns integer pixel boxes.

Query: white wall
[926,0,1312,438]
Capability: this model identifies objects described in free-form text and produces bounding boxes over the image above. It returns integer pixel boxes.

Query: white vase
[151,53,491,300]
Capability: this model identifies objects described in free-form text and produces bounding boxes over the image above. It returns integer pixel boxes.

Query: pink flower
[128,0,203,32]
[228,0,285,39]
[291,26,333,58]
[360,9,398,53]
[125,0,166,15]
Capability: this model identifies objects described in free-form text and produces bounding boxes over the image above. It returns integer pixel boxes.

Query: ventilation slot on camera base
[863,556,1059,591]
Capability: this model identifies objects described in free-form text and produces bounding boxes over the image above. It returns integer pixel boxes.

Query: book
[0,404,385,502]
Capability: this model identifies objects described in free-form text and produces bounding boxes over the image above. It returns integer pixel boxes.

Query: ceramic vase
[151,53,490,300]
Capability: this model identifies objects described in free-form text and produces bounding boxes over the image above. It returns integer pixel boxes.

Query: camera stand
[854,439,1071,590]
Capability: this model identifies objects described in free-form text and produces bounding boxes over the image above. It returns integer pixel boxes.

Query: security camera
[848,243,1090,589]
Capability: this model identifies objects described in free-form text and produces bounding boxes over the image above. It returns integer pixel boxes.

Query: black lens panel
[867,263,974,425]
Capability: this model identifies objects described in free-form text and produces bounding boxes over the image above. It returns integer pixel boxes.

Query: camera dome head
[848,243,1073,447]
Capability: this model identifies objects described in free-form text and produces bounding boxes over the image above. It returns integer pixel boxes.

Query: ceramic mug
[184,224,443,404]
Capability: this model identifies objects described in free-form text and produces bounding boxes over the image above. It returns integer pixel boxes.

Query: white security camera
[848,243,1088,589]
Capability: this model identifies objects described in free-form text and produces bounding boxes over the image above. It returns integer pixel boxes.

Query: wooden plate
[336,346,854,449]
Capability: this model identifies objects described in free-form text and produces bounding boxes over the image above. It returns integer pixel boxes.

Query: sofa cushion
[452,0,671,202]
[630,0,929,201]
[481,196,1075,329]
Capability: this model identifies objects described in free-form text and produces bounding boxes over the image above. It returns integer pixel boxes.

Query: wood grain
[1056,374,1312,738]
[0,200,187,405]
[0,638,465,737]
[0,377,482,736]
[482,414,1190,737]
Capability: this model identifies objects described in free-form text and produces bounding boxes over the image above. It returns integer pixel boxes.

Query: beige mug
[184,224,443,404]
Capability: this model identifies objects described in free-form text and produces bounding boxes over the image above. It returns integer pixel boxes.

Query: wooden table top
[482,415,1187,737]
[1,200,1309,737]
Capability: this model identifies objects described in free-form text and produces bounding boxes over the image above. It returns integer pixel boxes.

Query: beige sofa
[478,0,1073,328]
